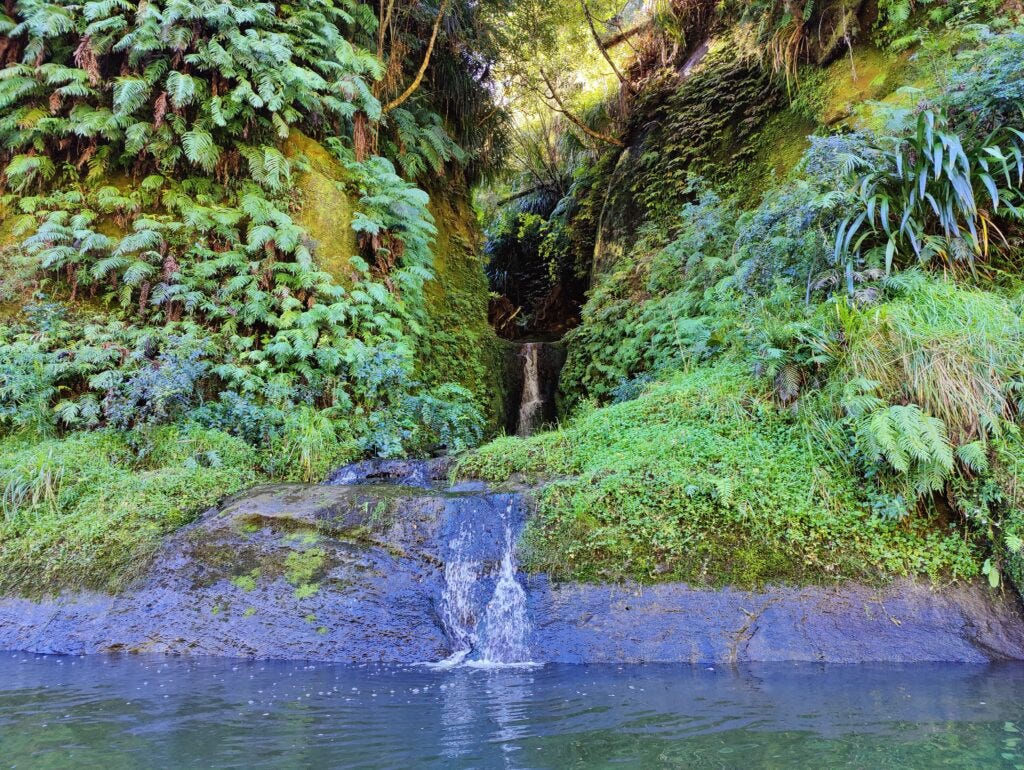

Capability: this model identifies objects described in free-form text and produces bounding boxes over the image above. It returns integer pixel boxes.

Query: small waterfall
[325,458,533,668]
[510,341,565,437]
[479,522,530,663]
[438,530,480,663]
[517,343,543,437]
[434,498,532,667]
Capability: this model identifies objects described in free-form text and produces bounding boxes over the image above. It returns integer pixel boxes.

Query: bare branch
[602,20,651,49]
[383,0,450,113]
[539,70,624,147]
[581,0,630,89]
[496,184,558,206]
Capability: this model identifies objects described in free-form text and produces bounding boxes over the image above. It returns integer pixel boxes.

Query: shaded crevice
[502,340,566,437]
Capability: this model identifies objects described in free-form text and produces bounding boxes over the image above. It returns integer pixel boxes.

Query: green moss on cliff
[284,131,360,284]
[417,183,505,429]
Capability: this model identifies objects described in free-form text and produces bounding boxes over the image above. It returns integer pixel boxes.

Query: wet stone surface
[2,461,1024,664]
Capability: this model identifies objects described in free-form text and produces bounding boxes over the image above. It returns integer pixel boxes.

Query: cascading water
[508,340,565,437]
[516,343,543,438]
[324,455,533,667]
[437,530,480,665]
[434,495,532,667]
[479,521,530,663]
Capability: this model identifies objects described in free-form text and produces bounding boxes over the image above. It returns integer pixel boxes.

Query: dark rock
[324,457,454,487]
[2,479,1024,664]
[526,579,1024,664]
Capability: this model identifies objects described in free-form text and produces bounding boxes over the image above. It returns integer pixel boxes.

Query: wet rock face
[0,482,457,663]
[2,469,1024,664]
[527,579,1024,664]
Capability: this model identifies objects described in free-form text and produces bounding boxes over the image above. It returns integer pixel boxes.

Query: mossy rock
[283,130,359,285]
[417,179,505,430]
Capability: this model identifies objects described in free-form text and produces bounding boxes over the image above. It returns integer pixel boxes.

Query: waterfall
[479,522,530,663]
[434,498,532,667]
[517,343,543,437]
[507,340,566,437]
[325,457,533,668]
[438,529,480,664]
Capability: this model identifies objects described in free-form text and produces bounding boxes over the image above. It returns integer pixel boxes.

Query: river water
[2,653,1023,769]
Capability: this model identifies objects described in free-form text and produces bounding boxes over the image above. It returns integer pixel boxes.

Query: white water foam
[478,523,531,664]
[425,502,534,668]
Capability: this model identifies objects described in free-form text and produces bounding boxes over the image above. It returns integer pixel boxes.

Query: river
[2,653,1023,768]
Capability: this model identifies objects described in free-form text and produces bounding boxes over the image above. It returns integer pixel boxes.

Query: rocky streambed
[2,460,1024,664]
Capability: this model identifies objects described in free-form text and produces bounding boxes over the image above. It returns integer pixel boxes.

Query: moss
[230,569,260,592]
[294,582,319,600]
[460,363,978,587]
[624,45,784,217]
[283,546,327,585]
[0,428,259,596]
[741,108,817,203]
[283,130,359,284]
[791,46,909,127]
[416,180,505,431]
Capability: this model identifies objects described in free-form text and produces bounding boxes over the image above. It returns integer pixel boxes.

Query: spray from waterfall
[437,530,479,665]
[479,521,530,663]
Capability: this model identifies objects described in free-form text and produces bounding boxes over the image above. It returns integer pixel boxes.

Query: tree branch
[602,20,651,49]
[581,0,630,89]
[496,184,558,206]
[377,0,395,60]
[383,0,449,113]
[539,70,623,147]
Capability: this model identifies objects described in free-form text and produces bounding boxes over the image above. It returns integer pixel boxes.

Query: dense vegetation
[469,4,1024,593]
[3,0,1024,599]
[0,0,502,591]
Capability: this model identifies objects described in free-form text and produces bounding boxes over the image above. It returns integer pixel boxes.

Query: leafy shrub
[102,338,209,430]
[560,193,740,406]
[272,406,359,483]
[191,392,286,446]
[408,383,484,454]
[835,109,1024,285]
[0,335,60,436]
[734,134,875,296]
[0,0,489,467]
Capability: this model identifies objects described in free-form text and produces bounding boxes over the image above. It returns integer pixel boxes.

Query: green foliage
[460,363,976,585]
[875,0,1001,50]
[3,0,382,183]
[843,384,956,498]
[560,190,738,406]
[0,427,257,594]
[526,24,1024,594]
[0,0,494,471]
[273,406,358,484]
[626,47,782,219]
[835,109,1024,286]
[408,383,484,454]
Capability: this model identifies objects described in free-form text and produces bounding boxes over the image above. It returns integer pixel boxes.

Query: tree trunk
[353,110,370,161]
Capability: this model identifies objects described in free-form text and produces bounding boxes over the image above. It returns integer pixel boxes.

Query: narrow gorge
[5,0,1024,762]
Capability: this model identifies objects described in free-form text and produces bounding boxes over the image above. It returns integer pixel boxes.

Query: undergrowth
[459,363,978,586]
[0,427,257,594]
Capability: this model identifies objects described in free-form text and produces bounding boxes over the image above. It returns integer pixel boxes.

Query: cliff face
[287,133,503,426]
[3,466,1023,664]
[419,181,506,430]
[0,129,502,427]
